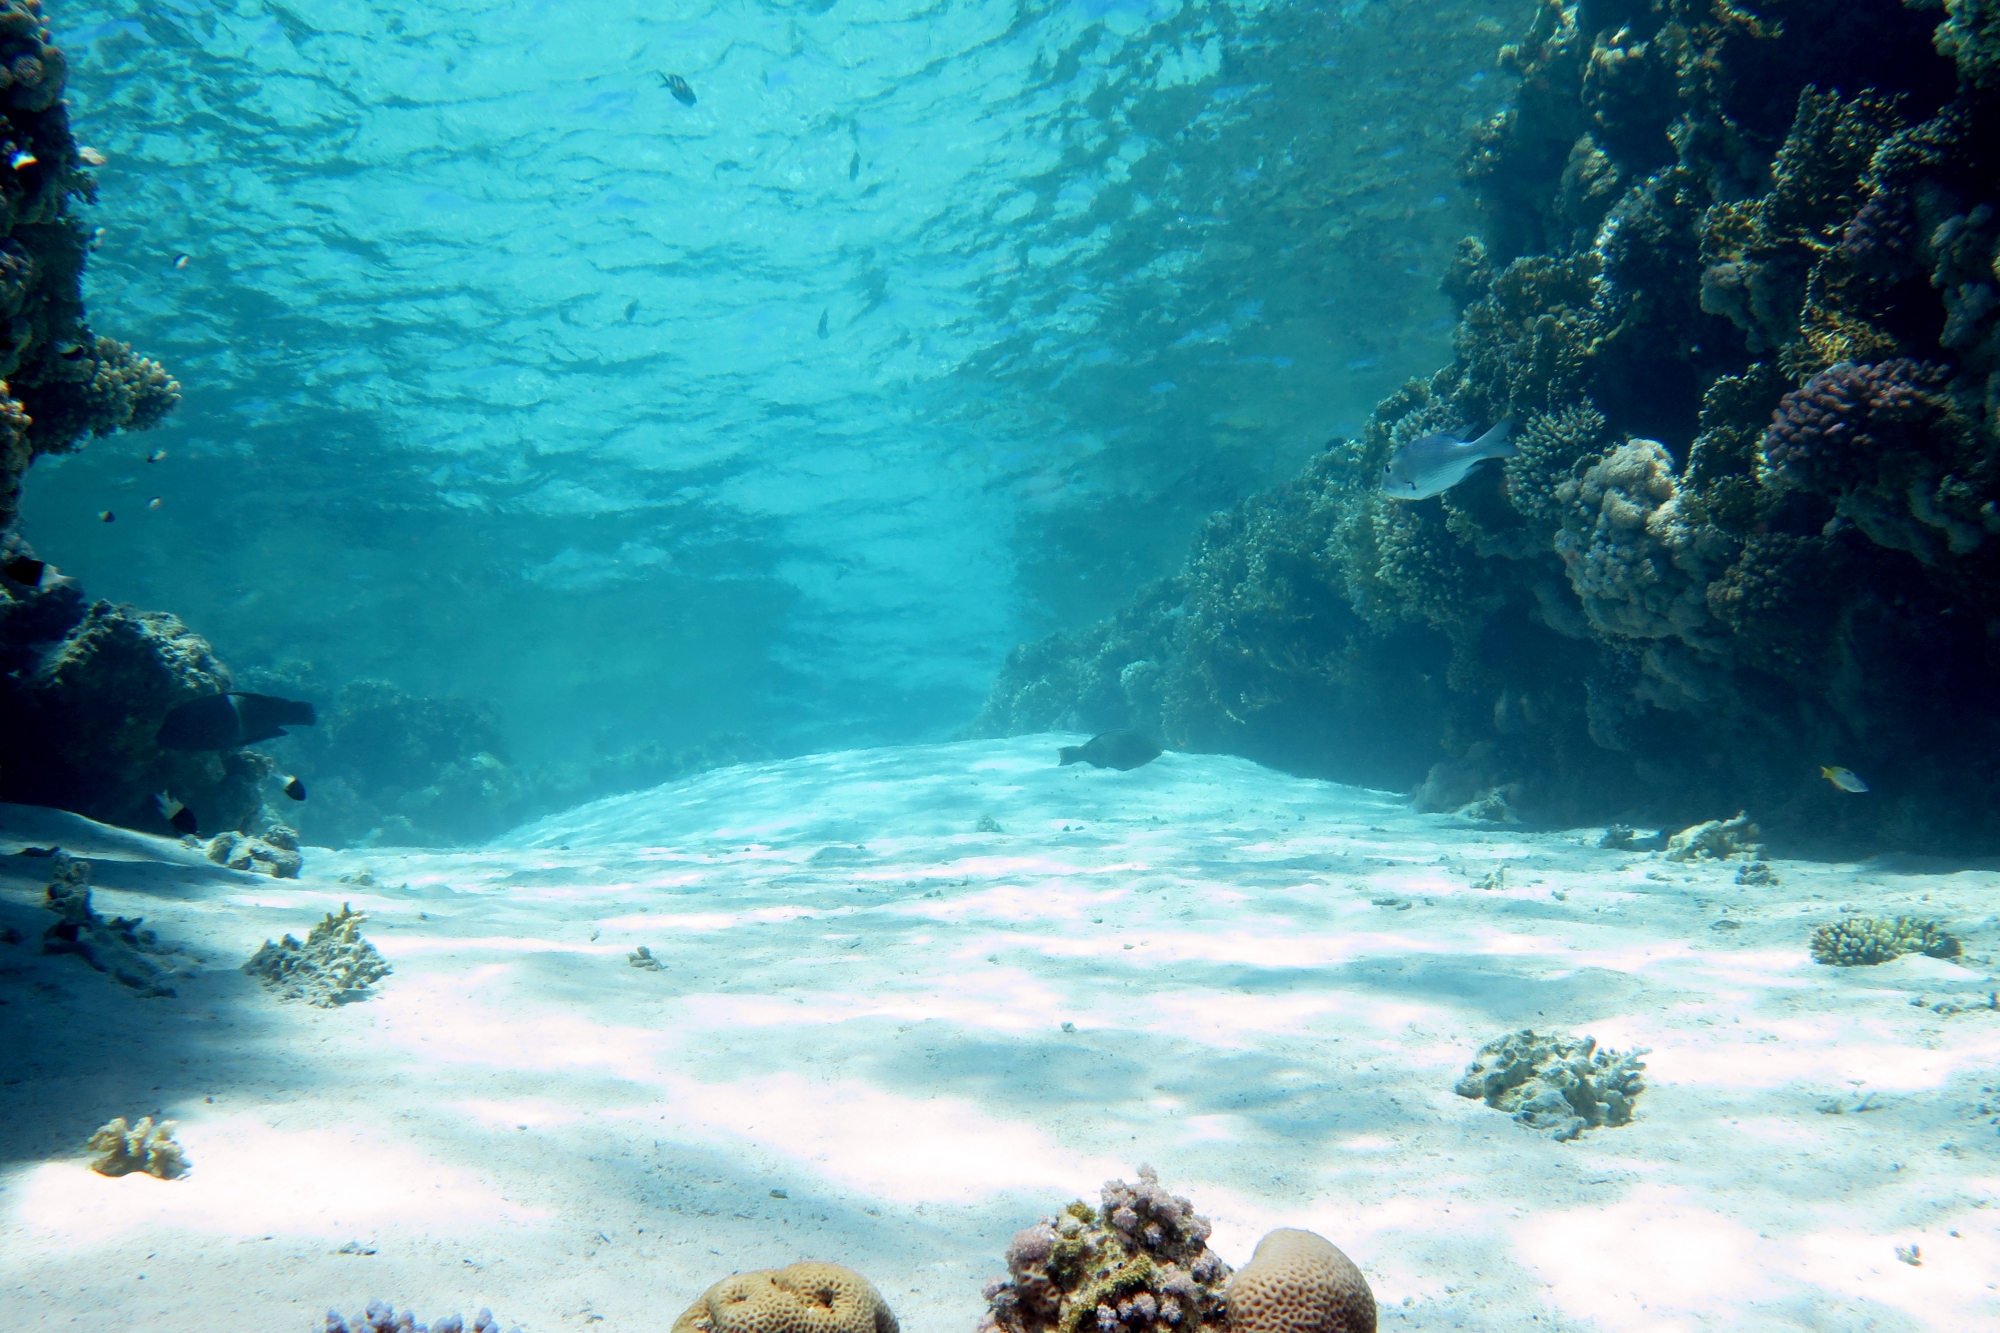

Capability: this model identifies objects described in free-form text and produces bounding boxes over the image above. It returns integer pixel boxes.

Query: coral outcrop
[0,0,178,533]
[205,824,302,878]
[974,0,2000,851]
[242,904,390,1005]
[1454,1029,1647,1141]
[0,594,272,836]
[1223,1230,1375,1333]
[979,1166,1231,1333]
[1662,811,1764,862]
[671,1262,898,1333]
[1809,914,1962,966]
[86,1114,187,1178]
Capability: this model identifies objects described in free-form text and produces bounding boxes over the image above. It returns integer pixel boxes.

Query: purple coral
[1836,194,1916,269]
[1098,1164,1211,1264]
[1761,358,1950,492]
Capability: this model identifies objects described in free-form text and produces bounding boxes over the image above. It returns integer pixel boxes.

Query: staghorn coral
[1222,1230,1375,1333]
[86,1114,187,1178]
[326,1303,518,1333]
[672,1263,898,1333]
[1809,914,1962,966]
[242,904,390,1006]
[1454,1029,1647,1142]
[978,1167,1231,1333]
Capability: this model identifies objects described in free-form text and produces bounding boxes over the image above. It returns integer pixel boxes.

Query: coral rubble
[973,0,2000,850]
[205,824,303,879]
[1662,812,1764,862]
[86,1114,187,1178]
[1454,1029,1647,1141]
[40,850,181,995]
[326,1303,518,1333]
[672,1262,898,1333]
[1223,1229,1376,1333]
[1809,914,1962,966]
[242,903,390,1005]
[979,1166,1231,1333]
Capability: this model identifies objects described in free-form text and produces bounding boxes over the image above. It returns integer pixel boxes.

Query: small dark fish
[57,342,86,359]
[148,497,163,510]
[173,253,190,269]
[1058,730,1163,772]
[283,775,307,801]
[155,791,198,836]
[658,72,697,106]
[98,510,115,523]
[146,449,167,463]
[848,151,860,182]
[816,309,830,340]
[2,556,76,591]
[157,692,317,750]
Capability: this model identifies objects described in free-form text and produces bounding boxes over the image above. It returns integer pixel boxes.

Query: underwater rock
[86,1114,187,1179]
[1809,915,1962,966]
[672,1262,897,1333]
[1454,1029,1647,1142]
[326,1303,518,1333]
[1223,1229,1375,1333]
[627,945,664,971]
[978,1165,1231,1333]
[205,825,303,879]
[242,903,390,1005]
[1662,812,1764,862]
[40,852,182,996]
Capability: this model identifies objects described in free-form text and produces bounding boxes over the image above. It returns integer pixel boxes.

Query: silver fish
[1381,417,1515,500]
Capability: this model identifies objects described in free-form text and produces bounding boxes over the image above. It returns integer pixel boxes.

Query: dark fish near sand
[157,692,317,750]
[2,557,76,591]
[659,72,697,106]
[1058,730,1163,771]
[1381,418,1515,500]
[283,775,307,801]
[155,791,198,836]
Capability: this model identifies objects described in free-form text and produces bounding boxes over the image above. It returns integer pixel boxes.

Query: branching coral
[242,904,390,1005]
[1809,914,1962,965]
[1454,1029,1647,1142]
[979,1167,1231,1333]
[327,1303,518,1333]
[86,1115,187,1178]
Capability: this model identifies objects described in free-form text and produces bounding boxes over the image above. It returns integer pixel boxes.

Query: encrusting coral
[1809,914,1962,966]
[979,1166,1231,1333]
[1454,1029,1647,1142]
[242,903,390,1006]
[671,1262,898,1333]
[1223,1229,1375,1333]
[973,0,2000,851]
[86,1114,186,1178]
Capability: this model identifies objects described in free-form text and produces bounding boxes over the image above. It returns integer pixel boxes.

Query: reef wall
[976,0,2000,851]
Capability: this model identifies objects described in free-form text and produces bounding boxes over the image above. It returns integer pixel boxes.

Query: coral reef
[671,1262,898,1333]
[1223,1229,1375,1333]
[1809,914,1962,966]
[86,1114,186,1178]
[0,0,178,532]
[205,825,302,879]
[979,1166,1231,1333]
[242,903,390,1005]
[326,1304,517,1333]
[40,851,181,995]
[0,594,272,837]
[1454,1029,1647,1142]
[974,0,2000,851]
[1662,812,1764,862]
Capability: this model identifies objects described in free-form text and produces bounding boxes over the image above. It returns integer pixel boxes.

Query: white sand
[2,735,1997,1332]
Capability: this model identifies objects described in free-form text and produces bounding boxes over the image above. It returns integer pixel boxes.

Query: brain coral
[979,1166,1231,1333]
[1223,1229,1375,1333]
[672,1262,898,1333]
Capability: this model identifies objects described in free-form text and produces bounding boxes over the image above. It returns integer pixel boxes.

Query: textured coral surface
[671,1263,898,1333]
[1809,914,1963,966]
[241,903,390,1006]
[85,1114,186,1179]
[1223,1230,1375,1333]
[1453,1028,1647,1141]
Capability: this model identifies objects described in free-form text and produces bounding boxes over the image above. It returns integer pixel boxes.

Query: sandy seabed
[1,735,1997,1332]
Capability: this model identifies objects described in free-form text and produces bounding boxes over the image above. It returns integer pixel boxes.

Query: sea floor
[2,735,1998,1332]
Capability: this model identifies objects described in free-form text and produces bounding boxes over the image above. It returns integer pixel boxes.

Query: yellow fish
[1820,766,1869,793]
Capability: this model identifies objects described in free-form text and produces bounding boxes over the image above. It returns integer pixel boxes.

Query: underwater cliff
[978,0,2000,852]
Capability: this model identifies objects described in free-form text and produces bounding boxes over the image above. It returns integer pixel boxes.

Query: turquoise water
[24,0,1499,768]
